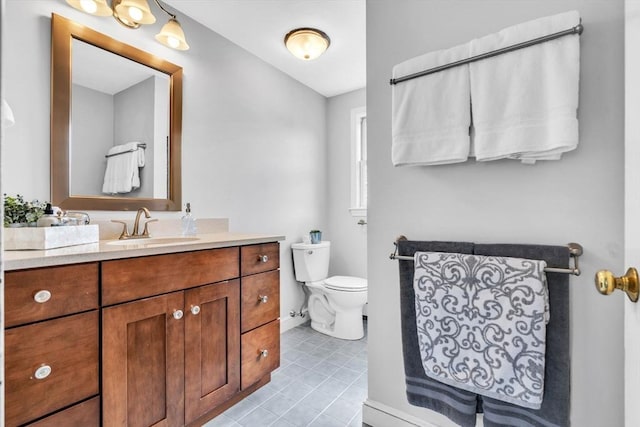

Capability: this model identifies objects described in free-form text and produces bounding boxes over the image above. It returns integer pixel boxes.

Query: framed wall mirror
[51,13,182,211]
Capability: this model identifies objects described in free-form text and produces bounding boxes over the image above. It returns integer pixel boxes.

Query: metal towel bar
[389,22,583,86]
[389,235,583,276]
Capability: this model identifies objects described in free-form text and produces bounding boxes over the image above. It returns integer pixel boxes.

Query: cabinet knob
[172,309,184,320]
[258,295,269,304]
[190,305,201,315]
[258,255,269,263]
[260,349,269,358]
[33,364,52,380]
[33,290,52,304]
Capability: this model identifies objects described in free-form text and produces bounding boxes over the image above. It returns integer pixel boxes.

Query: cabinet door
[184,280,240,424]
[103,292,185,427]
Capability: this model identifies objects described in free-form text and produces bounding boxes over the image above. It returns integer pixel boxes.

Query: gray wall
[366,1,624,426]
[327,88,367,279]
[1,0,327,329]
[114,77,155,198]
[70,84,114,196]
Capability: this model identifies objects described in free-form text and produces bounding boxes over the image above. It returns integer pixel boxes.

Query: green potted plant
[309,229,322,244]
[3,194,47,227]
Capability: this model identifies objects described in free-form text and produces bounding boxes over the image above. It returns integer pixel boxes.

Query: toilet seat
[324,276,367,292]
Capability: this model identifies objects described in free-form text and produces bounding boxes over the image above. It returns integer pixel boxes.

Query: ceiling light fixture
[284,28,330,61]
[65,0,189,50]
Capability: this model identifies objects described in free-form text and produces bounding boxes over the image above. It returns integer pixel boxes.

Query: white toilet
[291,241,367,340]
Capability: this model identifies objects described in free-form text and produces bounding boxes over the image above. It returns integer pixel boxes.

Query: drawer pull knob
[173,309,184,320]
[259,255,269,263]
[190,305,201,315]
[260,349,269,358]
[258,295,269,304]
[33,290,52,304]
[34,365,52,380]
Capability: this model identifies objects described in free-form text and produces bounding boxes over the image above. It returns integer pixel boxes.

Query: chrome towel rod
[389,22,583,86]
[389,236,583,276]
[105,143,147,158]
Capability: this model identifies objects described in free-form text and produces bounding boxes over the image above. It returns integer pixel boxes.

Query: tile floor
[203,320,368,427]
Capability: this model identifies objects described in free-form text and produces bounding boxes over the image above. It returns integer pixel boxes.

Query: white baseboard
[362,399,438,427]
[279,314,308,333]
[363,399,483,427]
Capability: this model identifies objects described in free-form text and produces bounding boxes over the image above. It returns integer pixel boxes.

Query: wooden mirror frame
[51,13,182,211]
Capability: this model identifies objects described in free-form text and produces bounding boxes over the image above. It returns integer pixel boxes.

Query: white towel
[469,11,580,163]
[102,142,145,194]
[392,43,472,166]
[413,251,549,409]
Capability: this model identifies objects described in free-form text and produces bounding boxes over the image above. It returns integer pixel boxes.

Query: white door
[625,1,640,425]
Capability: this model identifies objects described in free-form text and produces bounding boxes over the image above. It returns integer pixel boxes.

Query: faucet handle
[111,220,130,240]
[142,219,159,237]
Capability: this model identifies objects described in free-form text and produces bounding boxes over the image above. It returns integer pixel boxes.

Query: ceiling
[163,0,366,98]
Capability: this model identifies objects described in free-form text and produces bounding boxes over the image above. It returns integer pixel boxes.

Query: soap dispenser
[37,203,60,227]
[181,202,197,236]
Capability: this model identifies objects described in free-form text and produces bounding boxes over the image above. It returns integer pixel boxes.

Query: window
[350,107,367,217]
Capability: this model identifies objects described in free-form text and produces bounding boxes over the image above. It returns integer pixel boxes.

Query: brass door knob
[595,268,639,302]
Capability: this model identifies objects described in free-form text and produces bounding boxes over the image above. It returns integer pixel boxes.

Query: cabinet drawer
[102,247,239,305]
[5,263,98,327]
[5,311,99,427]
[241,243,279,276]
[241,319,280,389]
[26,397,100,427]
[241,270,280,333]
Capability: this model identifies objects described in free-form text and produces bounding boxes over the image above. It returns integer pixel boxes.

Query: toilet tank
[291,241,331,282]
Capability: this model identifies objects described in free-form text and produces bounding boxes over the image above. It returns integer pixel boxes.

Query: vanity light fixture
[64,0,190,50]
[284,28,330,60]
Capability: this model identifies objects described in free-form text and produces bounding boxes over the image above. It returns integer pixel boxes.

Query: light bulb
[128,6,143,21]
[167,36,180,49]
[80,0,98,13]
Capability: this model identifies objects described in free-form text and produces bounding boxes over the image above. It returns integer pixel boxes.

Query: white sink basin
[106,236,200,248]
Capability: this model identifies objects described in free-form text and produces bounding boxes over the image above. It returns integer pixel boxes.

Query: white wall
[327,88,367,279]
[366,1,624,426]
[1,0,328,329]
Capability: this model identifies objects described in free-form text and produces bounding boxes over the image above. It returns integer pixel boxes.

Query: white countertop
[3,232,285,271]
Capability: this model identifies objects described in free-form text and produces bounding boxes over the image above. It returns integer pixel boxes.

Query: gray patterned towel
[413,251,549,409]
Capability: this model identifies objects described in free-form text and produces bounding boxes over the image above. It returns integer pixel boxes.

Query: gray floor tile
[201,413,241,427]
[295,353,324,369]
[326,351,353,366]
[313,359,342,376]
[315,376,351,399]
[260,392,299,416]
[212,321,367,427]
[269,417,297,427]
[281,400,323,426]
[321,397,361,424]
[281,348,306,363]
[300,388,341,412]
[343,356,367,373]
[237,407,279,427]
[309,413,347,427]
[270,371,295,391]
[278,380,315,401]
[223,397,260,421]
[332,366,363,384]
[279,363,308,378]
[300,370,330,388]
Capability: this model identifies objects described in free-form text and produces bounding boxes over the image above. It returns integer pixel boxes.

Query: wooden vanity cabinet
[101,247,243,426]
[4,263,100,427]
[5,241,280,427]
[240,243,281,390]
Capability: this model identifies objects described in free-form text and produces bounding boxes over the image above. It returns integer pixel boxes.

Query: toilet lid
[324,276,367,292]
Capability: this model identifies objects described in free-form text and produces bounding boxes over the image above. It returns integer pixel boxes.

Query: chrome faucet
[112,207,158,240]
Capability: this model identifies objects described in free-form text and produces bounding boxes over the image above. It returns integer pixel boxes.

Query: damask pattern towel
[413,252,549,409]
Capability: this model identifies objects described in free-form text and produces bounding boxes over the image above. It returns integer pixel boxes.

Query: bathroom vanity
[3,232,283,427]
